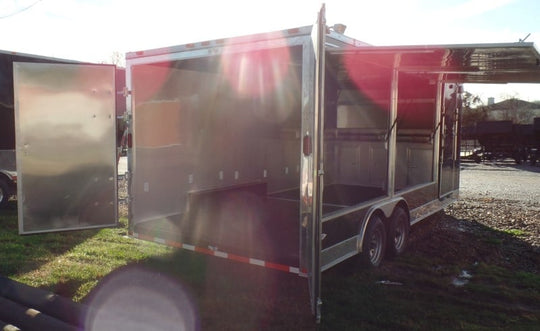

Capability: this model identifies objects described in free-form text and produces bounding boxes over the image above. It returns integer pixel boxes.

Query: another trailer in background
[534,117,540,164]
[0,50,126,209]
[0,50,78,208]
[462,118,540,164]
[7,6,540,321]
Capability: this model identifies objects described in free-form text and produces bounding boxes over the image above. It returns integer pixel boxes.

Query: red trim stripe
[132,232,301,275]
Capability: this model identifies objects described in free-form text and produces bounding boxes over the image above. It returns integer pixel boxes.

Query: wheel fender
[357,197,408,252]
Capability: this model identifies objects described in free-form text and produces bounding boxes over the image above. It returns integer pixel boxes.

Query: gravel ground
[456,160,540,247]
[459,160,540,205]
[440,159,540,272]
[118,175,128,218]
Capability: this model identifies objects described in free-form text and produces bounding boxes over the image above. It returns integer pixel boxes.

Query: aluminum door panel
[14,62,117,234]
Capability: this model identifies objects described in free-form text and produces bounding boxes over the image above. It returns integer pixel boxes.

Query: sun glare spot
[132,60,173,104]
[342,51,394,109]
[220,35,291,98]
[85,266,198,331]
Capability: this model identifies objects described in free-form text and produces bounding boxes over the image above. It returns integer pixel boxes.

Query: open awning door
[327,42,540,198]
[328,42,540,84]
[14,62,118,234]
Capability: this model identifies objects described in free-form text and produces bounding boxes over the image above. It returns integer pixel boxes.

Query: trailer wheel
[0,178,9,209]
[386,207,410,258]
[360,215,386,267]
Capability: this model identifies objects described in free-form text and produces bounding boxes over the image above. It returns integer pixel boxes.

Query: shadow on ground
[0,201,99,278]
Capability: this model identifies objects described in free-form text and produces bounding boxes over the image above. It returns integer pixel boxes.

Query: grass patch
[318,258,540,330]
[0,209,172,301]
[502,228,528,237]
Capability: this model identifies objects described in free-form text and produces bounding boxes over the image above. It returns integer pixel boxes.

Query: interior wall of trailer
[323,58,391,205]
[323,56,439,208]
[394,73,436,191]
[131,46,303,226]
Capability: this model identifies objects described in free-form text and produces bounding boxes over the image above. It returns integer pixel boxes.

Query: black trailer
[464,118,540,164]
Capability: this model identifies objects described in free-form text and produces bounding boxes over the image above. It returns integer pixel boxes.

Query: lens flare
[84,266,199,331]
[342,51,394,109]
[220,35,291,98]
[132,60,172,104]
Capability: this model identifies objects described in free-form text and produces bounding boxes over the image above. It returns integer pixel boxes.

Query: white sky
[2,0,539,103]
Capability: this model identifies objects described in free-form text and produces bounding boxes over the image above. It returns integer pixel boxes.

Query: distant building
[484,99,540,124]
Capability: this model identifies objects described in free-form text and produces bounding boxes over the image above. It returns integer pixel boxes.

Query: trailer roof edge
[0,49,82,64]
[126,25,316,60]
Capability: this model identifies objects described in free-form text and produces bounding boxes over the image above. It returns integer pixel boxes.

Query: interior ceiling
[329,42,540,84]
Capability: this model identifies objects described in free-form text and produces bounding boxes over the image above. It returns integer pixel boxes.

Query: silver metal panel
[395,143,434,191]
[14,62,117,234]
[408,146,434,185]
[264,138,301,193]
[410,190,458,225]
[397,182,438,211]
[320,236,358,271]
[299,38,316,273]
[298,6,325,321]
[387,56,400,197]
[439,83,460,196]
[337,144,362,183]
[327,140,388,188]
[369,146,388,188]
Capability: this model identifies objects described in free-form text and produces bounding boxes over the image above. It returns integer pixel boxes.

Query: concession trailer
[4,6,540,321]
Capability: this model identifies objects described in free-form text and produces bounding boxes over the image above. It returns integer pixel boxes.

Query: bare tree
[461,91,486,127]
[109,51,125,67]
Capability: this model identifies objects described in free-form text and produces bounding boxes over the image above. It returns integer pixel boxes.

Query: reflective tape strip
[182,244,196,251]
[214,251,228,258]
[131,232,301,275]
[249,258,265,267]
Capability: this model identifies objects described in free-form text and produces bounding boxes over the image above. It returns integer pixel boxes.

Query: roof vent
[332,24,347,34]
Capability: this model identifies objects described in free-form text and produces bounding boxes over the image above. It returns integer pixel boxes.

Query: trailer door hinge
[318,169,325,176]
[122,87,132,97]
[316,298,322,324]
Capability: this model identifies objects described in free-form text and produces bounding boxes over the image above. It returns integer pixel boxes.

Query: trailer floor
[134,197,300,267]
[133,184,386,268]
[270,184,385,206]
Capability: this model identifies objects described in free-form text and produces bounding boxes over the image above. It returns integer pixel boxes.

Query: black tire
[386,207,410,258]
[359,215,386,267]
[0,178,9,209]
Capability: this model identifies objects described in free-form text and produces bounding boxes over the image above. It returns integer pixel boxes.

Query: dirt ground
[410,160,539,274]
